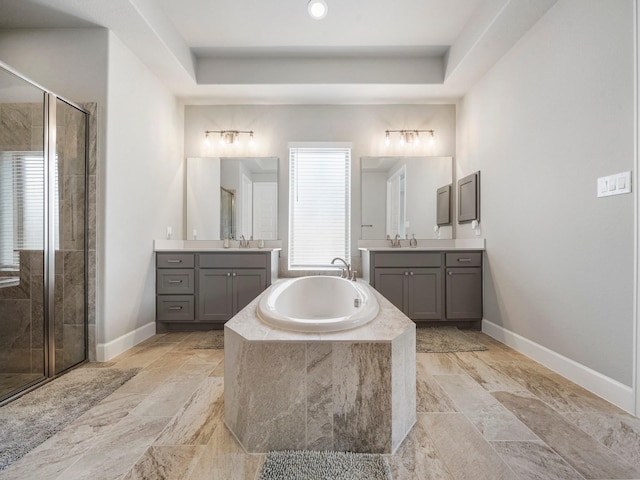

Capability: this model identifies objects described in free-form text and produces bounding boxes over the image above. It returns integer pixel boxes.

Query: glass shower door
[0,69,47,401]
[53,98,87,374]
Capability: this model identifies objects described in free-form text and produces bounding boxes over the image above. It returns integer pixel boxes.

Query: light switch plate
[597,171,632,197]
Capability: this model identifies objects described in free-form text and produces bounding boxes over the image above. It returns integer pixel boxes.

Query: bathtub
[256,276,379,332]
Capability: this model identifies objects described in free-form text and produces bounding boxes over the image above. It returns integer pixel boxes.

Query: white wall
[0,28,108,104]
[184,104,456,268]
[102,32,182,349]
[457,0,635,386]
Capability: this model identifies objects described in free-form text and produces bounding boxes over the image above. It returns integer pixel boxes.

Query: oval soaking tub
[257,276,379,332]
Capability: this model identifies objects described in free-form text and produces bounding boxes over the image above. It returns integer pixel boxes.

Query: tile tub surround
[224,285,416,454]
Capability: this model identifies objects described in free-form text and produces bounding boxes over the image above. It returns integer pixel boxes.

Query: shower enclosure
[0,63,89,404]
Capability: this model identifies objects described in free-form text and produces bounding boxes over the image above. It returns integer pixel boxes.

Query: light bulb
[204,133,210,147]
[429,131,435,146]
[308,0,328,19]
[399,132,405,146]
[249,132,255,147]
[385,131,390,146]
[414,131,420,145]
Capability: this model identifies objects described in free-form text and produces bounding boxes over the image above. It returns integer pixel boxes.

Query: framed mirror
[186,157,279,240]
[361,156,453,239]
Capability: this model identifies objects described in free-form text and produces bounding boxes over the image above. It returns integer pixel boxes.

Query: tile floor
[1,330,639,479]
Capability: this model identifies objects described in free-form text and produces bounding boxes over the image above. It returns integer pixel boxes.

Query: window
[288,145,351,270]
[0,151,58,270]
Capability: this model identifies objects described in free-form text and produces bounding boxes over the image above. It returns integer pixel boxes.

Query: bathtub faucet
[331,257,351,279]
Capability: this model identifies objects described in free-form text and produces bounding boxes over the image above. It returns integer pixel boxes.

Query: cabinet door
[232,269,267,314]
[373,268,408,314]
[445,267,482,319]
[198,269,233,322]
[408,268,443,320]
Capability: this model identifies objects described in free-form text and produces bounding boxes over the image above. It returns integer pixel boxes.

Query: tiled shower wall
[0,101,97,374]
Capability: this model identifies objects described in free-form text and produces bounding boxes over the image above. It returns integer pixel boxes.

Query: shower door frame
[0,61,90,405]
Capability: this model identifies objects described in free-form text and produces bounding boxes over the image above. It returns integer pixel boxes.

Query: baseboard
[96,321,156,362]
[482,319,634,413]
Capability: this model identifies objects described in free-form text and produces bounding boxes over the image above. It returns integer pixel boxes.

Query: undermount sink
[256,276,379,332]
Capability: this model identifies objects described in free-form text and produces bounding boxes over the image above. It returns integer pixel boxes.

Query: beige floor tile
[417,352,466,375]
[154,377,224,446]
[494,391,640,479]
[387,417,454,480]
[113,343,178,370]
[434,374,538,441]
[416,364,458,413]
[491,441,585,480]
[564,411,640,469]
[188,421,264,480]
[122,445,205,480]
[55,414,171,480]
[453,351,525,392]
[418,413,518,480]
[129,381,203,418]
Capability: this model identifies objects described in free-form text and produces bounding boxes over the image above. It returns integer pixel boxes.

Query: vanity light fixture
[308,0,328,19]
[204,130,255,147]
[384,129,435,147]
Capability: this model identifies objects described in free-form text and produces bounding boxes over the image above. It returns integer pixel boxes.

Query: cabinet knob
[226,272,231,277]
[404,271,409,276]
[409,271,414,276]
[167,259,182,263]
[232,272,237,277]
[168,306,183,310]
[167,280,182,284]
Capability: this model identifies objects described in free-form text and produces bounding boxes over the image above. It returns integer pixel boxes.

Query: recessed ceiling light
[308,0,328,20]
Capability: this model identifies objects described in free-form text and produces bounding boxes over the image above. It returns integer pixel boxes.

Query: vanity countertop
[358,238,485,252]
[155,247,282,252]
[154,239,282,252]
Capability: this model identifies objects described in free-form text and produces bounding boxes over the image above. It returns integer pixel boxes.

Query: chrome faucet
[331,257,351,279]
[386,234,401,248]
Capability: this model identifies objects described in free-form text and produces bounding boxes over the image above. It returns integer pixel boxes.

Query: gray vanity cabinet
[156,251,272,331]
[371,252,443,321]
[445,252,482,320]
[368,250,482,325]
[156,253,196,323]
[374,267,442,320]
[198,268,266,322]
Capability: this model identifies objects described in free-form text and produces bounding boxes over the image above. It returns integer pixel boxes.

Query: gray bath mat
[258,451,391,480]
[0,366,139,472]
[192,330,224,349]
[416,326,488,353]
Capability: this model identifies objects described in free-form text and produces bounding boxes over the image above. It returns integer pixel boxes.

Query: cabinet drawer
[198,253,268,269]
[445,252,482,267]
[157,269,195,294]
[157,253,195,268]
[373,252,441,268]
[157,295,195,321]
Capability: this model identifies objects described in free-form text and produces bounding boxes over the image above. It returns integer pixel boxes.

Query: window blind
[288,146,351,269]
[0,151,57,270]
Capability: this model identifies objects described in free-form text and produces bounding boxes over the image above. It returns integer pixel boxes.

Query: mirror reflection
[361,156,453,239]
[187,157,278,240]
